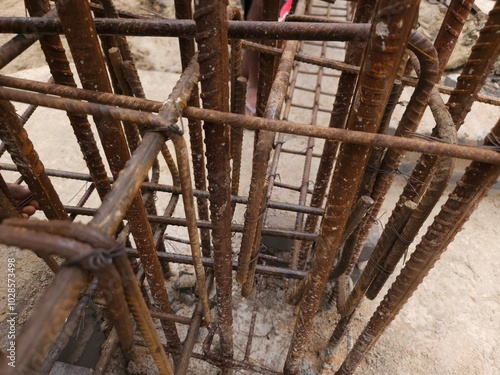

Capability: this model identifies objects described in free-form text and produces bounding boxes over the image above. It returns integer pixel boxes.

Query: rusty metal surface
[0,0,499,374]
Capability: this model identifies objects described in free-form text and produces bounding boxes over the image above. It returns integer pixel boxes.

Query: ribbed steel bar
[193,0,234,363]
[289,6,333,274]
[366,86,458,300]
[0,265,87,374]
[228,5,246,216]
[0,17,371,40]
[239,0,293,297]
[175,0,211,257]
[0,221,136,374]
[0,101,68,222]
[447,0,500,129]
[53,0,181,357]
[335,117,500,375]
[25,0,113,202]
[298,0,375,266]
[183,106,500,165]
[343,30,439,277]
[284,2,420,372]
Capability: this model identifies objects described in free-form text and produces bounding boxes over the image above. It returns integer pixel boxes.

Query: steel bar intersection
[0,0,498,374]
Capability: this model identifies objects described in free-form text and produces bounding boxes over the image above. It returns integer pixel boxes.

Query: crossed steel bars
[0,0,499,374]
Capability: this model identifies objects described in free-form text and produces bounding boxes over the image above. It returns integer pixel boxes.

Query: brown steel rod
[0,17,371,40]
[25,0,113,202]
[1,266,87,375]
[334,117,500,375]
[343,30,439,280]
[284,1,420,372]
[240,2,303,297]
[194,0,234,363]
[1,85,498,166]
[174,0,211,257]
[447,1,500,129]
[126,249,307,280]
[183,106,500,164]
[366,87,458,300]
[68,205,320,241]
[238,38,301,287]
[298,0,375,270]
[54,0,180,359]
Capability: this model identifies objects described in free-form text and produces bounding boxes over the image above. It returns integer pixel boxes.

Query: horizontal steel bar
[126,249,307,280]
[0,17,370,40]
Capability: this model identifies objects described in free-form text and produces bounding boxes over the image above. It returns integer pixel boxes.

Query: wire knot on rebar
[64,242,125,271]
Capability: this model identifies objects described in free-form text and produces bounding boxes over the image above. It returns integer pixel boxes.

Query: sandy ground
[0,1,499,374]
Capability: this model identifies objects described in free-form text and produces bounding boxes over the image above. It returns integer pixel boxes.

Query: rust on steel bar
[0,16,371,40]
[89,56,211,323]
[194,0,234,362]
[175,0,211,257]
[53,0,181,356]
[0,8,58,70]
[25,0,113,202]
[126,249,308,280]
[237,0,306,290]
[335,117,500,375]
[0,222,134,374]
[69,205,319,241]
[39,280,98,374]
[2,83,494,166]
[254,0,281,117]
[366,84,459,301]
[343,30,439,280]
[0,100,64,272]
[288,195,375,306]
[227,6,247,216]
[0,266,87,374]
[52,220,173,374]
[447,0,500,129]
[289,11,334,276]
[183,107,500,164]
[299,0,375,269]
[3,220,136,357]
[240,0,292,298]
[284,1,420,373]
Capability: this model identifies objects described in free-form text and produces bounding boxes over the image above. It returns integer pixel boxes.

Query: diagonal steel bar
[53,0,181,355]
[334,116,500,375]
[284,1,421,372]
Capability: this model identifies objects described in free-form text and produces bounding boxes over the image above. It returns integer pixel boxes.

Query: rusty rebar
[175,0,211,257]
[53,0,182,357]
[447,0,500,129]
[343,30,439,279]
[299,0,375,267]
[194,0,234,362]
[366,87,458,300]
[0,17,371,40]
[334,117,500,375]
[284,2,420,372]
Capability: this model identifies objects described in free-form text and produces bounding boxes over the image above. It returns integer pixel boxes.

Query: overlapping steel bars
[0,0,498,374]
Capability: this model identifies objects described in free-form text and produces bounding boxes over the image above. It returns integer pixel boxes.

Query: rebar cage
[0,0,499,374]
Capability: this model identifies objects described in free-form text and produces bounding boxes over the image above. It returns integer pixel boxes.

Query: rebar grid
[0,0,498,374]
